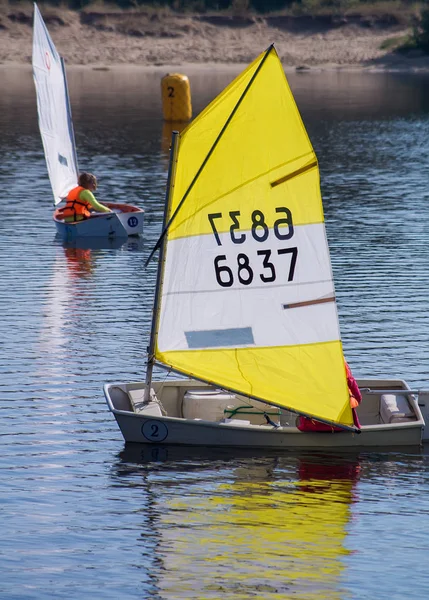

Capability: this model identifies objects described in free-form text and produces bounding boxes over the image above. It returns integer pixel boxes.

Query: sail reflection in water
[34,251,70,385]
[121,450,360,599]
[34,245,98,385]
[35,236,144,387]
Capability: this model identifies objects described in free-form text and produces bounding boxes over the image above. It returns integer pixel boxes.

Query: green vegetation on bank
[409,8,429,51]
[7,0,429,54]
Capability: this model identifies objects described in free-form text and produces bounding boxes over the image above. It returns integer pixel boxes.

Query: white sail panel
[32,3,78,205]
[158,223,338,352]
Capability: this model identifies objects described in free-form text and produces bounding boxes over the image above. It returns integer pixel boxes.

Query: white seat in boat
[182,389,236,421]
[128,388,162,415]
[380,394,414,424]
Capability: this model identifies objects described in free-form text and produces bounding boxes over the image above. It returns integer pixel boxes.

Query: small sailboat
[32,3,144,239]
[104,45,428,448]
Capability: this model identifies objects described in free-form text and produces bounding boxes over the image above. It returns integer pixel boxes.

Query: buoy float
[161,73,192,122]
[161,120,187,155]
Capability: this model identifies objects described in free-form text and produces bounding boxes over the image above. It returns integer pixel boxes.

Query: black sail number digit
[251,210,269,242]
[237,254,253,285]
[257,249,276,283]
[229,211,246,244]
[214,255,234,287]
[278,247,298,281]
[274,207,294,240]
[208,213,222,246]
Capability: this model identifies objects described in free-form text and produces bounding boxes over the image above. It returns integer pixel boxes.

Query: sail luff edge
[144,131,180,400]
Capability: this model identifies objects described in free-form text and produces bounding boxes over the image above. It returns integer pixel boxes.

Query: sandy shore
[1,7,429,71]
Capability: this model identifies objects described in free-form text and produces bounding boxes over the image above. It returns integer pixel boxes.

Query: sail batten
[271,160,318,188]
[154,46,354,428]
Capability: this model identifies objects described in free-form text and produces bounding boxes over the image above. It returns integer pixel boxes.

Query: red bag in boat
[297,416,343,433]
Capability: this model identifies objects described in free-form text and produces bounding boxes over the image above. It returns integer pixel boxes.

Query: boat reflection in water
[116,446,360,598]
[54,235,144,290]
[57,235,145,252]
[60,237,120,281]
[63,245,96,281]
[57,235,145,280]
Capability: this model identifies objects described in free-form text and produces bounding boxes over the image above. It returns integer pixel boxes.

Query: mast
[144,131,180,402]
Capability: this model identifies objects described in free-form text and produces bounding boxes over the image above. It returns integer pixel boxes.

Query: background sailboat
[32,3,144,239]
[104,45,426,448]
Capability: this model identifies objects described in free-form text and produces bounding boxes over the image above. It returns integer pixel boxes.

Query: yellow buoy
[161,120,187,155]
[161,73,192,122]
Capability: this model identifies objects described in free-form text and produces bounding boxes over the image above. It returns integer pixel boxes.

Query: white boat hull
[54,202,144,239]
[104,379,426,449]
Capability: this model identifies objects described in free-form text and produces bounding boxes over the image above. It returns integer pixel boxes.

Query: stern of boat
[417,391,429,442]
[105,203,144,236]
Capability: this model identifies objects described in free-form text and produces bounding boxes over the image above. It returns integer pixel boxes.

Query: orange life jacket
[61,186,92,221]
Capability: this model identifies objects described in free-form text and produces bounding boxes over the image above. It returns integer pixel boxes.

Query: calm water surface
[1,66,429,599]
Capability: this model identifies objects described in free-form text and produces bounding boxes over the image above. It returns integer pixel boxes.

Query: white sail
[32,3,78,205]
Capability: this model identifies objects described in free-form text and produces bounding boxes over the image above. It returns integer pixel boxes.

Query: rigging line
[144,43,275,268]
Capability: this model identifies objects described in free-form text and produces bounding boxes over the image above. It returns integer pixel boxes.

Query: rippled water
[1,66,429,599]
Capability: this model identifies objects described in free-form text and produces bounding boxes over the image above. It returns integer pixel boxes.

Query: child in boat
[61,172,112,223]
[297,359,362,432]
[345,360,362,419]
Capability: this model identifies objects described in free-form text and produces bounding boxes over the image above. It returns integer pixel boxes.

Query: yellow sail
[155,45,353,428]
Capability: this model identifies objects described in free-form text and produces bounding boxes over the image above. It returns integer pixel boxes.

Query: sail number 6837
[214,248,298,288]
[208,207,294,246]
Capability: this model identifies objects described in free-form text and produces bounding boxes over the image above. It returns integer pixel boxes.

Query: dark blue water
[1,65,429,599]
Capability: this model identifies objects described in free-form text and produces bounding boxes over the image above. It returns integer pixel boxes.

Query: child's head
[78,172,97,191]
